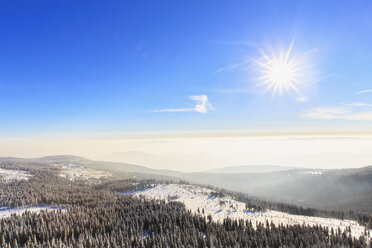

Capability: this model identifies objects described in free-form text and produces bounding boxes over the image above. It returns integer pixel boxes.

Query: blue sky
[1,0,372,137]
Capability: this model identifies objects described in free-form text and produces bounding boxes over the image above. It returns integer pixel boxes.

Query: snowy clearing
[0,168,33,183]
[0,206,67,219]
[304,171,323,175]
[53,163,112,182]
[130,184,371,240]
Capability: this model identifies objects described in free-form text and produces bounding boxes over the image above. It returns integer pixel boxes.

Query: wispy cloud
[356,89,372,94]
[296,97,309,102]
[302,106,372,121]
[346,112,372,121]
[348,102,372,107]
[213,61,250,75]
[213,63,242,74]
[154,95,212,114]
[302,107,349,120]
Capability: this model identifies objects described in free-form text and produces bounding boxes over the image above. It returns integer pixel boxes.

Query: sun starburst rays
[255,42,305,97]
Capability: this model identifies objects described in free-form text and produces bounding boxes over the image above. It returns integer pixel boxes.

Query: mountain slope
[205,165,297,174]
[183,166,372,212]
[130,184,370,239]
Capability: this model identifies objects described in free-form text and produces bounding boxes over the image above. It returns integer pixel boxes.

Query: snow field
[53,163,112,182]
[132,184,371,240]
[0,206,67,219]
[0,168,33,183]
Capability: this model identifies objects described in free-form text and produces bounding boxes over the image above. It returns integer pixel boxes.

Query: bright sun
[256,42,304,96]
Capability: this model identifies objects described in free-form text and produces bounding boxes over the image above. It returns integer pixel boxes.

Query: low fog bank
[1,135,372,172]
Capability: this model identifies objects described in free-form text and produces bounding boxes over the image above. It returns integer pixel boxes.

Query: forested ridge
[0,160,371,247]
[201,184,372,230]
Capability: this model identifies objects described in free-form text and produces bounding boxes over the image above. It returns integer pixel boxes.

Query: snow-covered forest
[0,158,371,247]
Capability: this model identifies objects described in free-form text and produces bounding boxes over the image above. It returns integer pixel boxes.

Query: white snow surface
[53,163,111,182]
[133,184,371,240]
[304,171,323,175]
[0,206,66,219]
[0,168,33,183]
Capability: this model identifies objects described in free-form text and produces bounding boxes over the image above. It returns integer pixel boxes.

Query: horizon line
[1,130,372,142]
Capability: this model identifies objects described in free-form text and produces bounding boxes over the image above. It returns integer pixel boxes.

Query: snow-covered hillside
[0,206,67,219]
[130,184,371,240]
[53,163,111,182]
[0,168,32,183]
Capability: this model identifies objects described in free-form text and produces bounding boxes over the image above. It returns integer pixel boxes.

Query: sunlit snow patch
[133,184,371,240]
[0,168,33,183]
[0,206,67,219]
[304,171,323,175]
[53,163,111,182]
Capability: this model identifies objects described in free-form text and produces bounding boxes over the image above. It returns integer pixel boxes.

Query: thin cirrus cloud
[296,97,309,102]
[348,102,372,107]
[356,89,372,94]
[302,106,372,121]
[154,95,212,114]
[212,61,251,75]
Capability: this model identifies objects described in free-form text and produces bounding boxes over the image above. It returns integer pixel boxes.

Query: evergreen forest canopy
[0,158,371,247]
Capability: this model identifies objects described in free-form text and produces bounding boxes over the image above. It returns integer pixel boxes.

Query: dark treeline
[0,161,371,247]
[0,197,370,248]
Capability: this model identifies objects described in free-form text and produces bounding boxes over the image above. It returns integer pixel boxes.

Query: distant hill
[2,155,372,213]
[84,160,183,179]
[37,155,184,179]
[184,166,372,212]
[0,155,87,162]
[205,165,296,174]
[0,155,183,180]
[39,155,87,162]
